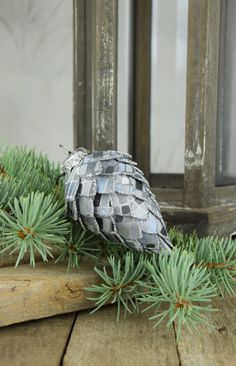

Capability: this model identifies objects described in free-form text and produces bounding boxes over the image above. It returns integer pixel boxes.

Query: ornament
[61,147,172,253]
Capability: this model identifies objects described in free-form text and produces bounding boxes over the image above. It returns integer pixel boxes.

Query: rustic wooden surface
[161,203,236,237]
[63,304,179,366]
[0,260,100,327]
[176,296,236,366]
[0,247,60,268]
[0,313,76,366]
[0,297,235,366]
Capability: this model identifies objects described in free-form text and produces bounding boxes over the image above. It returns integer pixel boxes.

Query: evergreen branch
[55,221,101,271]
[0,145,60,182]
[85,252,146,320]
[0,176,19,210]
[169,228,236,296]
[98,240,151,265]
[193,237,236,296]
[138,249,217,340]
[168,227,198,251]
[0,145,63,209]
[0,192,69,266]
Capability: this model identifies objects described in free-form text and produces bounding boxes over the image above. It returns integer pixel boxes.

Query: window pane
[0,0,73,162]
[150,0,188,173]
[216,0,236,185]
[117,0,132,154]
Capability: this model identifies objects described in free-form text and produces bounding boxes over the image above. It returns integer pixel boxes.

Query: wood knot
[218,325,227,333]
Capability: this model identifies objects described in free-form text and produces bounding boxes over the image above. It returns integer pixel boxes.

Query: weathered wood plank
[73,0,87,149]
[74,0,118,151]
[0,313,76,366]
[88,0,118,151]
[133,0,151,178]
[0,246,60,268]
[63,297,236,366]
[0,261,99,327]
[63,304,179,366]
[160,202,236,237]
[176,296,236,366]
[0,293,235,366]
[184,0,221,208]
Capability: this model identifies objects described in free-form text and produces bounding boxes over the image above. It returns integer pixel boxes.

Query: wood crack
[173,322,182,366]
[60,312,78,366]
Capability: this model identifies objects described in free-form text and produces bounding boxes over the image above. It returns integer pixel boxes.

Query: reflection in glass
[216,0,236,185]
[150,0,188,173]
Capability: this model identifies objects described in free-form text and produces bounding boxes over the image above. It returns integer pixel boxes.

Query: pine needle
[138,248,217,341]
[0,192,69,266]
[86,252,146,320]
[55,221,101,271]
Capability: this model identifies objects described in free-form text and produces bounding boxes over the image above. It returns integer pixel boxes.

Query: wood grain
[161,202,236,237]
[63,304,179,366]
[176,296,236,366]
[133,0,151,178]
[63,297,236,366]
[74,0,118,151]
[0,296,235,365]
[0,260,99,327]
[0,246,60,268]
[0,313,76,366]
[184,0,221,208]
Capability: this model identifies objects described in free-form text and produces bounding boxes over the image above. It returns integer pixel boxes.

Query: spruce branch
[0,176,19,210]
[168,227,198,251]
[86,252,146,320]
[138,249,217,340]
[55,221,101,271]
[98,240,150,265]
[193,237,236,296]
[0,145,60,183]
[0,145,63,209]
[0,192,69,266]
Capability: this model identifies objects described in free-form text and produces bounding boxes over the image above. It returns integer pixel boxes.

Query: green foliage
[0,175,20,210]
[0,145,63,209]
[86,231,236,340]
[55,221,101,271]
[86,252,146,320]
[139,249,217,340]
[169,228,236,296]
[193,236,236,296]
[0,144,236,340]
[168,227,198,251]
[0,192,69,266]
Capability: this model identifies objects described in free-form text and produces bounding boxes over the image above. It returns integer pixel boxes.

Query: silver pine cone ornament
[61,148,172,253]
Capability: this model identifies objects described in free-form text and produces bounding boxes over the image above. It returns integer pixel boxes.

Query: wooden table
[0,256,235,365]
[0,297,235,366]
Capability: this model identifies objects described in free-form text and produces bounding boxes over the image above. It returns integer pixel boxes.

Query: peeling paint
[196,142,202,155]
[185,147,204,168]
[92,0,117,150]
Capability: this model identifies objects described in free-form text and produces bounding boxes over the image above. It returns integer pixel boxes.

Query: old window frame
[74,0,117,151]
[73,0,236,235]
[133,0,236,235]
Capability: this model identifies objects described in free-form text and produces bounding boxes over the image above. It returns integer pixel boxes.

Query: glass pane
[216,0,236,185]
[0,0,73,162]
[117,0,132,154]
[150,0,188,173]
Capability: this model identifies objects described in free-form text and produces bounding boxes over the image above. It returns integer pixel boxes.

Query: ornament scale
[61,148,173,253]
